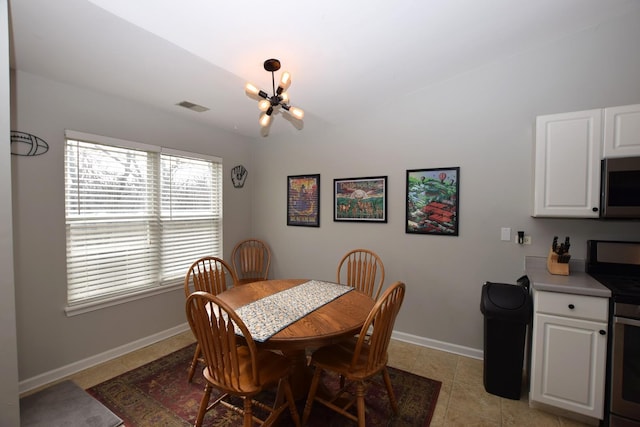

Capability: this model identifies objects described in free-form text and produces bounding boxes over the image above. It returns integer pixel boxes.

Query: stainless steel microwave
[601,156,640,218]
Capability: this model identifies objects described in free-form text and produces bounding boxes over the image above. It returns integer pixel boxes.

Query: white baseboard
[19,323,191,395]
[392,330,484,360]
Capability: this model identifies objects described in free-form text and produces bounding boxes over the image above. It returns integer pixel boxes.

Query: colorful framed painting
[287,174,320,227]
[406,167,459,235]
[333,176,387,223]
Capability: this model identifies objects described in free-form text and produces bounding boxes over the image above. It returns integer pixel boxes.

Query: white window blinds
[64,131,222,310]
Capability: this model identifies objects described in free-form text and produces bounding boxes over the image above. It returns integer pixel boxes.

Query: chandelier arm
[271,72,277,99]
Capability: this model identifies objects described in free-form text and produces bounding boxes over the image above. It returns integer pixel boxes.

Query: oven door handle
[614,316,640,327]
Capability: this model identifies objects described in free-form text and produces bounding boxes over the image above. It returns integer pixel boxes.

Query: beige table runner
[235,280,352,342]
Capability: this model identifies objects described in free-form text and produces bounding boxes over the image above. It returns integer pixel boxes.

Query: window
[64,130,222,315]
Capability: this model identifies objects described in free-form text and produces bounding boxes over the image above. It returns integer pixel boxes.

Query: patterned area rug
[88,343,441,426]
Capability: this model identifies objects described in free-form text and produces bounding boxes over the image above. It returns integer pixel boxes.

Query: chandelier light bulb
[288,106,304,120]
[277,71,291,94]
[258,99,271,112]
[280,92,290,103]
[259,112,272,127]
[245,83,259,96]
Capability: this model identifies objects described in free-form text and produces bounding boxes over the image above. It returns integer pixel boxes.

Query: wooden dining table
[216,278,376,398]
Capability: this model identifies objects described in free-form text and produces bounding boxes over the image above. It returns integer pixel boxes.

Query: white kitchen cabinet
[603,103,640,158]
[532,109,602,217]
[529,290,608,420]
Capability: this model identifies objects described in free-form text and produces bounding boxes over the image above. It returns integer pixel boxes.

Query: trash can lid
[485,282,527,310]
[481,282,532,321]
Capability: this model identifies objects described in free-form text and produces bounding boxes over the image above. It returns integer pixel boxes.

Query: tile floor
[58,331,592,426]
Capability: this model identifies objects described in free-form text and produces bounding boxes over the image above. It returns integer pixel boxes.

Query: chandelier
[245,58,304,128]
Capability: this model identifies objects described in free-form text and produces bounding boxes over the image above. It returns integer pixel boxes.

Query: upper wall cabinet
[532,109,602,218]
[532,103,640,218]
[603,104,640,158]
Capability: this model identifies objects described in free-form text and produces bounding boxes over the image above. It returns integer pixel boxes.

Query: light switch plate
[501,227,511,241]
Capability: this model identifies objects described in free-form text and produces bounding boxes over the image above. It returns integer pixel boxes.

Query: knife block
[547,249,570,276]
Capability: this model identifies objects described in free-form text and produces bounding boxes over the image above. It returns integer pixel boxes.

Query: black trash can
[480,277,532,400]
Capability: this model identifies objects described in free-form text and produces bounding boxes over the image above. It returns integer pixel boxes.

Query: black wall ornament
[10,131,49,156]
[231,164,248,188]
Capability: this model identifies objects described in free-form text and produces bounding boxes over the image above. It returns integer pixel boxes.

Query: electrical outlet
[523,235,532,245]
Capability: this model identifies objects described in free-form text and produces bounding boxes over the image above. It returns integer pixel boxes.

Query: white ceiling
[8,0,640,138]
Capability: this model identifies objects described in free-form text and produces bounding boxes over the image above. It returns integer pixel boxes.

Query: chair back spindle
[337,249,385,299]
[232,239,271,285]
[184,256,238,297]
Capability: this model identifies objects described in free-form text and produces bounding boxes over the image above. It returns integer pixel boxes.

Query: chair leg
[282,377,301,427]
[273,378,285,409]
[195,383,212,427]
[356,382,366,427]
[188,343,201,382]
[381,367,399,413]
[302,367,323,425]
[243,397,253,427]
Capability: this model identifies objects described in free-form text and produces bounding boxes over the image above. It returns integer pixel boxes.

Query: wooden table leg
[281,349,313,400]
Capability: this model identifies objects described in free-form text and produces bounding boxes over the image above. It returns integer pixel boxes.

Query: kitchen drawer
[534,291,608,322]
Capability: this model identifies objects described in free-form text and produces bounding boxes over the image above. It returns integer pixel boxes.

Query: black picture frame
[333,176,388,223]
[287,174,320,227]
[406,167,459,235]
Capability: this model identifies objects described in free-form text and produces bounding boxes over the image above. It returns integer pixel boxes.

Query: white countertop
[525,256,611,298]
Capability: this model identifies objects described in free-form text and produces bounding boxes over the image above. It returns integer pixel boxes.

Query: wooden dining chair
[185,291,301,427]
[184,256,238,382]
[336,248,385,300]
[302,281,406,427]
[231,238,272,285]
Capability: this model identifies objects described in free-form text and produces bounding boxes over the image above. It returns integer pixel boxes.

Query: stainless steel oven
[610,302,640,427]
[587,240,640,426]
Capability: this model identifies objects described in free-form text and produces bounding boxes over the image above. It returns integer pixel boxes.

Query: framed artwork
[287,174,320,227]
[406,167,459,236]
[333,176,387,223]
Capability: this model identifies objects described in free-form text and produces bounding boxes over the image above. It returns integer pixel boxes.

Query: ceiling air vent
[176,101,210,113]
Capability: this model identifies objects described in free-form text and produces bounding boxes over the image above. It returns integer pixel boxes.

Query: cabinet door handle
[568,304,575,309]
[599,330,606,335]
[592,207,598,212]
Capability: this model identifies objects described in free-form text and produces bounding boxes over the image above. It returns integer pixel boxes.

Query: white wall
[9,3,640,393]
[1,0,20,423]
[11,70,256,385]
[252,9,640,353]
